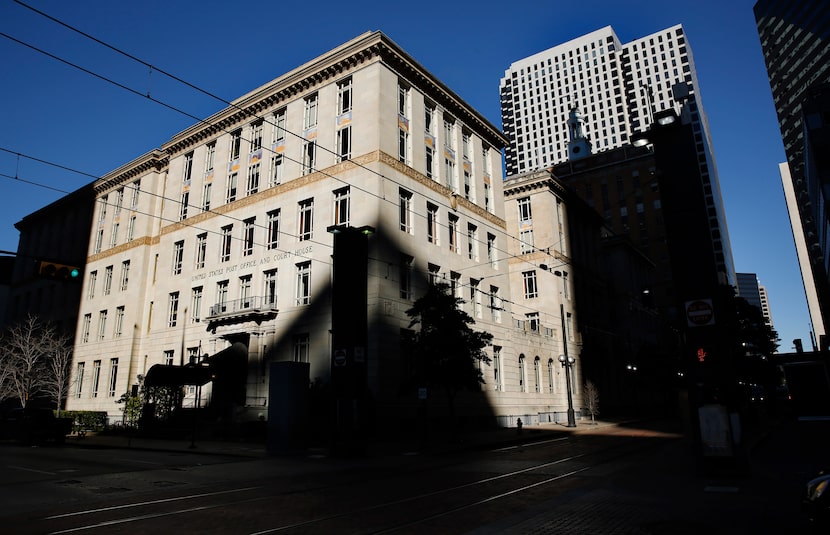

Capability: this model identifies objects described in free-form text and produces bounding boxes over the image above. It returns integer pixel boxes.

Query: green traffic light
[70,268,80,278]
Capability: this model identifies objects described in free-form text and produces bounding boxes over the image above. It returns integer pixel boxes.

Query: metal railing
[207,296,277,318]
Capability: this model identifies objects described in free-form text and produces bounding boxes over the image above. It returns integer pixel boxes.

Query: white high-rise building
[500,24,735,284]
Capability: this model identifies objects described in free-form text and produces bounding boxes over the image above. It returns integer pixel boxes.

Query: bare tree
[0,315,57,408]
[583,380,600,424]
[43,331,74,416]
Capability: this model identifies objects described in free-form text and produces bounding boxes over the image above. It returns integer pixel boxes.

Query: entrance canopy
[144,364,213,388]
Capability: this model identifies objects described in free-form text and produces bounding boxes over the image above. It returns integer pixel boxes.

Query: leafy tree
[405,282,493,418]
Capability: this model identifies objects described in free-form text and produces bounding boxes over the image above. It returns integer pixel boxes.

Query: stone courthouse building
[62,31,582,428]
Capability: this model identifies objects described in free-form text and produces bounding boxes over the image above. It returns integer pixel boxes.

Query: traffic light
[38,260,81,281]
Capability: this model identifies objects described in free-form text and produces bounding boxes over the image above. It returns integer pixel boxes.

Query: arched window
[534,356,541,392]
[518,354,526,392]
[548,358,555,393]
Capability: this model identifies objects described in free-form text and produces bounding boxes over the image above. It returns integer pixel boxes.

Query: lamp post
[558,354,577,427]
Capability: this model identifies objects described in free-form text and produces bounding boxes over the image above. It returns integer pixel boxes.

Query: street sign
[686,299,715,327]
[333,349,347,367]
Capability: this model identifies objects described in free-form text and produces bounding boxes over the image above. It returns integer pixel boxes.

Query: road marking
[113,457,164,465]
[44,486,262,519]
[492,436,569,451]
[8,465,56,475]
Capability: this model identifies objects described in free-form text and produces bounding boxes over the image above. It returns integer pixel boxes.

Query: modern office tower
[755,0,830,343]
[737,273,764,312]
[56,31,582,428]
[500,24,735,286]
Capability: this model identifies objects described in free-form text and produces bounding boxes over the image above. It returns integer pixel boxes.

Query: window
[399,189,413,233]
[523,271,538,298]
[270,153,284,186]
[264,269,278,307]
[230,130,242,161]
[296,261,311,305]
[398,83,410,164]
[246,163,260,195]
[337,78,352,115]
[173,241,184,275]
[202,182,212,211]
[337,127,351,162]
[548,358,555,393]
[450,271,462,302]
[425,103,436,135]
[520,229,535,254]
[239,275,252,308]
[110,221,119,247]
[467,224,478,260]
[273,108,287,144]
[519,354,526,392]
[75,362,84,398]
[293,333,310,363]
[304,94,318,130]
[428,263,440,286]
[298,198,313,241]
[448,214,458,253]
[267,209,280,250]
[183,152,194,183]
[427,203,439,244]
[179,190,189,221]
[220,225,232,262]
[493,346,502,391]
[191,286,203,323]
[444,118,456,153]
[526,312,540,332]
[130,180,140,209]
[92,360,101,398]
[94,228,104,254]
[108,358,119,396]
[302,141,316,175]
[243,218,255,256]
[463,169,474,201]
[333,187,350,226]
[487,233,497,268]
[250,121,263,152]
[399,254,413,299]
[195,233,207,269]
[127,215,136,241]
[168,292,179,327]
[425,145,434,179]
[113,306,124,338]
[226,172,238,203]
[534,356,541,393]
[471,279,482,318]
[563,271,570,300]
[117,261,129,292]
[490,286,501,322]
[567,312,574,341]
[114,188,124,217]
[484,181,493,213]
[98,310,107,340]
[444,155,456,191]
[164,350,175,366]
[82,313,91,343]
[518,196,532,225]
[104,266,113,295]
[88,271,97,299]
[217,280,229,312]
[205,143,216,174]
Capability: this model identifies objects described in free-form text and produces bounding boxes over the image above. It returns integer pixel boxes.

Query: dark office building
[755,0,830,342]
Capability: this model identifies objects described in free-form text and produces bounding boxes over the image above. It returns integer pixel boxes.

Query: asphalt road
[1,418,823,534]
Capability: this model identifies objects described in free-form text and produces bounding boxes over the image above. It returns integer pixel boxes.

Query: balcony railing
[207,296,277,319]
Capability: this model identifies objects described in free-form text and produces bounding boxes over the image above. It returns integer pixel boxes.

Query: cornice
[95,150,167,194]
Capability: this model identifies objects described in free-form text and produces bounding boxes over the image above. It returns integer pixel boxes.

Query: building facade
[64,32,583,427]
[500,25,735,286]
[755,0,830,345]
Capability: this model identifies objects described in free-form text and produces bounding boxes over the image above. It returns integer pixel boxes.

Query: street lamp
[558,354,577,427]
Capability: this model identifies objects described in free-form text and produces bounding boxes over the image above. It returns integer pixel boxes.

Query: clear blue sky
[0,0,811,351]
